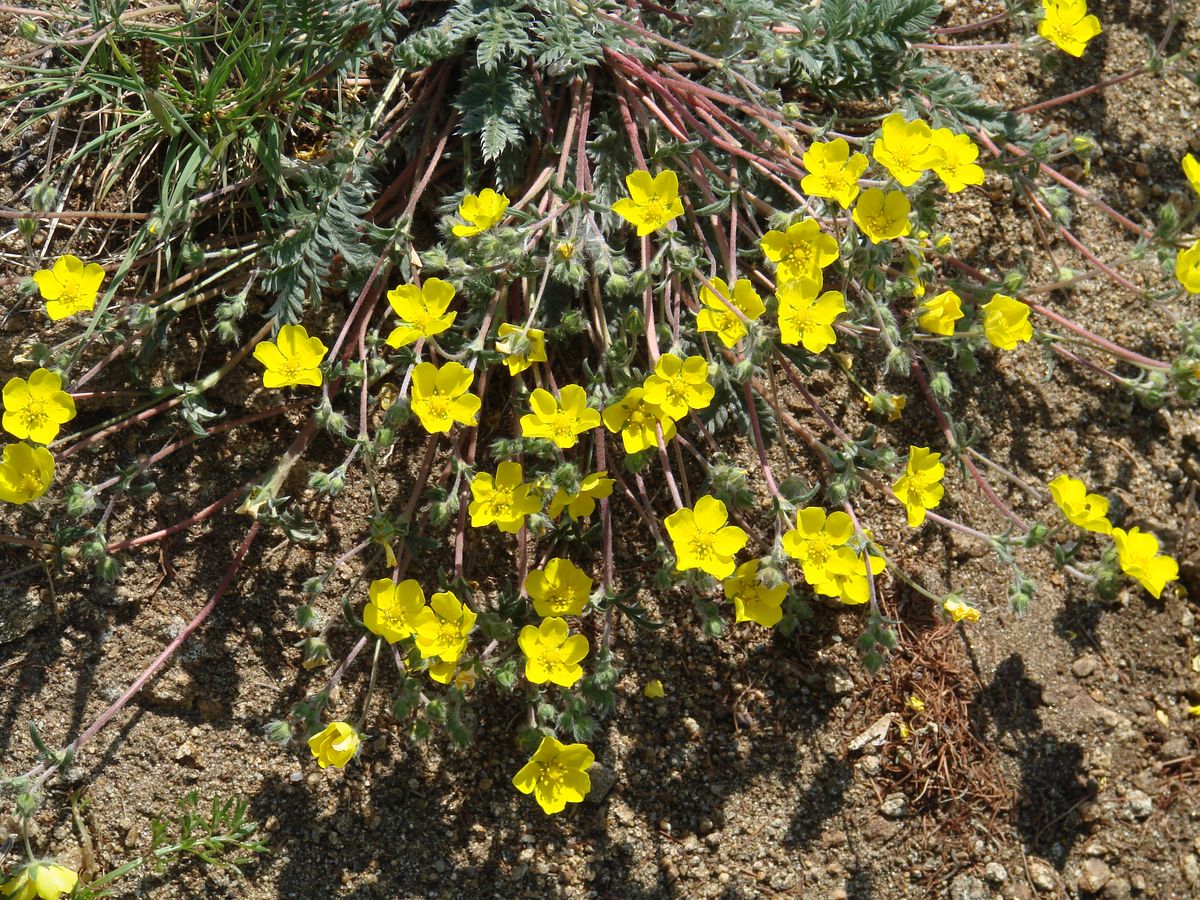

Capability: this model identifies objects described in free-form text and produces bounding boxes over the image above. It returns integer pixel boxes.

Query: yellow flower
[363,577,431,643]
[852,188,912,243]
[982,294,1033,350]
[664,494,748,580]
[496,323,548,375]
[410,361,480,434]
[722,559,788,628]
[872,114,944,187]
[906,694,926,712]
[1184,154,1200,197]
[526,557,593,617]
[893,446,945,527]
[943,597,981,623]
[1177,242,1200,294]
[468,461,541,533]
[385,277,457,348]
[1048,474,1112,534]
[1,863,78,900]
[801,138,868,208]
[512,735,593,814]
[781,507,854,585]
[1038,0,1101,57]
[2,369,75,444]
[308,721,360,769]
[776,276,846,353]
[759,219,839,282]
[643,679,665,698]
[612,169,685,236]
[452,188,510,237]
[1189,704,1200,717]
[601,387,676,455]
[0,442,54,505]
[864,391,906,421]
[549,471,614,520]
[413,590,477,662]
[519,616,589,687]
[811,545,886,605]
[643,353,714,420]
[32,254,105,321]
[929,129,985,194]
[918,289,964,336]
[520,385,601,449]
[1111,527,1179,599]
[252,324,328,388]
[697,277,765,348]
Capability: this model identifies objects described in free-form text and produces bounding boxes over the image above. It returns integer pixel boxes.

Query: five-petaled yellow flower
[526,557,593,617]
[612,169,685,236]
[363,577,430,643]
[519,616,589,688]
[512,735,594,815]
[602,387,676,455]
[1,863,78,900]
[982,294,1033,350]
[469,461,541,533]
[918,289,965,336]
[1111,527,1178,599]
[520,385,601,449]
[1048,474,1112,534]
[33,254,105,321]
[852,188,912,243]
[664,494,748,580]
[644,679,665,698]
[893,446,946,527]
[253,324,328,388]
[496,323,548,375]
[0,442,54,505]
[385,277,457,348]
[872,114,944,187]
[1184,154,1200,197]
[943,597,981,623]
[452,188,510,237]
[930,129,985,194]
[811,545,886,605]
[781,507,854,585]
[801,139,868,208]
[410,361,480,434]
[413,590,477,662]
[759,219,839,283]
[776,277,846,354]
[308,721,360,769]
[1038,0,1101,57]
[697,277,765,348]
[1177,243,1200,294]
[723,559,788,628]
[2,369,75,444]
[549,471,614,520]
[643,353,714,420]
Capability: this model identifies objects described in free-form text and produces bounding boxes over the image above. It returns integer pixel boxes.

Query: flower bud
[17,217,37,238]
[17,18,39,40]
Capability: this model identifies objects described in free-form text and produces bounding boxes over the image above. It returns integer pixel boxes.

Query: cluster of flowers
[17,80,1193,819]
[0,255,97,506]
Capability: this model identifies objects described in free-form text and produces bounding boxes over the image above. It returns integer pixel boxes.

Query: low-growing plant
[1,1,1197,871]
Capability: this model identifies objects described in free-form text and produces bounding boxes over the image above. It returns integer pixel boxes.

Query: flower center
[550,416,576,442]
[424,394,450,421]
[18,470,42,496]
[21,399,49,432]
[537,760,568,795]
[688,531,718,561]
[641,195,669,223]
